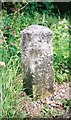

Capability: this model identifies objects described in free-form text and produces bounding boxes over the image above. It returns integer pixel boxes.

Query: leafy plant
[63,99,71,110]
[51,18,69,83]
[40,104,64,118]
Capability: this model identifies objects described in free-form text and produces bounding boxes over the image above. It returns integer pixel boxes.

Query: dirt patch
[19,82,71,119]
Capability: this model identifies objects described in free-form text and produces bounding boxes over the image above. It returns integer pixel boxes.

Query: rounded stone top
[21,25,52,35]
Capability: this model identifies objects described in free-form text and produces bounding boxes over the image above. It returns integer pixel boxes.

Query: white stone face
[21,25,54,99]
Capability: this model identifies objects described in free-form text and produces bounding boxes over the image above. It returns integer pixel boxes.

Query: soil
[19,82,71,119]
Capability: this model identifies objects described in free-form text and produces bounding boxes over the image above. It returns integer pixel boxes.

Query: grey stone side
[21,25,54,99]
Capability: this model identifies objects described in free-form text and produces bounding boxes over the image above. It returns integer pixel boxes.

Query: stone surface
[21,25,54,99]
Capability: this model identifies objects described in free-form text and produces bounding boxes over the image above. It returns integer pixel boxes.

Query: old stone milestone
[21,25,54,99]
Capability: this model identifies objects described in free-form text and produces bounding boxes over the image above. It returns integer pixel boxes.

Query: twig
[12,2,29,25]
[16,2,29,13]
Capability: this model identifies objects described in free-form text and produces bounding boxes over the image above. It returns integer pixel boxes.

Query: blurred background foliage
[2,2,70,16]
[0,2,71,118]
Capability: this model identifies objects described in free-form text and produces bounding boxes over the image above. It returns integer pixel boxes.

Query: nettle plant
[51,18,69,83]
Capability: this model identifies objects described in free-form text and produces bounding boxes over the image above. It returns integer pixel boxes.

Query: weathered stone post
[21,25,54,99]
